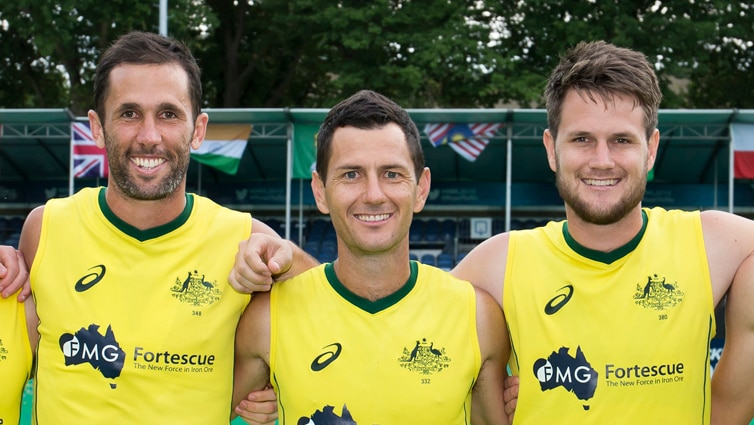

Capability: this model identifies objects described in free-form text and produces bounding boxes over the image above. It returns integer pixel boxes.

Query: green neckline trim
[324,260,418,314]
[562,209,648,264]
[98,187,194,242]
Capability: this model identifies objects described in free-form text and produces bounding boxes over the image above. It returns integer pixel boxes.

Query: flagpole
[729,125,734,213]
[197,163,202,195]
[69,122,74,196]
[505,118,512,231]
[159,0,168,36]
[285,120,293,240]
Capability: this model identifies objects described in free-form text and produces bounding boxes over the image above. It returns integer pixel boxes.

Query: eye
[161,111,177,119]
[386,171,399,179]
[122,110,137,119]
[614,138,631,144]
[344,171,357,179]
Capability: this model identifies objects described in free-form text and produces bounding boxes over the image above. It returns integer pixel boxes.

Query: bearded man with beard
[16,31,310,424]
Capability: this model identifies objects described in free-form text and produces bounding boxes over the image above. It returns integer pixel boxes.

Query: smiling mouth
[132,157,165,169]
[355,213,391,222]
[583,178,618,187]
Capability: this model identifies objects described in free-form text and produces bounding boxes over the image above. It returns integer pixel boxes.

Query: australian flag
[423,123,502,162]
[72,122,108,178]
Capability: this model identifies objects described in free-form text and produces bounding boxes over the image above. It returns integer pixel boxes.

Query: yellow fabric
[31,187,251,424]
[504,207,714,424]
[0,295,32,425]
[270,262,480,424]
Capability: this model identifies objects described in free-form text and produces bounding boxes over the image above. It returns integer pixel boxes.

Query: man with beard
[232,41,754,425]
[16,31,309,424]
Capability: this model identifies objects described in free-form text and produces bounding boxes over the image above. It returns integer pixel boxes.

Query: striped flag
[423,123,502,162]
[191,124,251,175]
[72,122,109,178]
[731,123,754,179]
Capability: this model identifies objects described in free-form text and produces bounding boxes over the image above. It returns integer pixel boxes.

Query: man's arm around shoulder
[471,285,510,425]
[232,291,273,420]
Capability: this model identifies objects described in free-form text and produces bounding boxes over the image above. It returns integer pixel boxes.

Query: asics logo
[74,265,106,292]
[311,343,342,372]
[544,284,574,315]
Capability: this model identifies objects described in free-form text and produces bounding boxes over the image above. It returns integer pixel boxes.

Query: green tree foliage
[200,0,500,108]
[0,0,210,114]
[0,0,751,111]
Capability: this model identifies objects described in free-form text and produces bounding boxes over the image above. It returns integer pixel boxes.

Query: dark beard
[556,173,647,225]
[104,132,190,201]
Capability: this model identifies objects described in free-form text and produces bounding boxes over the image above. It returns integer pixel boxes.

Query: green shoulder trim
[98,188,194,242]
[562,209,648,264]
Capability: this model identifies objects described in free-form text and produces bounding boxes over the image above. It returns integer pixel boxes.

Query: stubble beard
[555,170,647,226]
[104,132,190,201]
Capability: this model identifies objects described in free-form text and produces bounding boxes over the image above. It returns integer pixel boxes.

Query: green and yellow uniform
[31,187,251,424]
[270,262,480,424]
[0,295,32,425]
[505,207,714,424]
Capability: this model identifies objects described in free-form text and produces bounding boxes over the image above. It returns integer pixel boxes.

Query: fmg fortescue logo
[533,346,598,410]
[59,324,126,387]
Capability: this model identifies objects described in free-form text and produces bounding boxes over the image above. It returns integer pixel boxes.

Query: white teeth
[584,179,618,186]
[132,158,165,169]
[356,214,390,222]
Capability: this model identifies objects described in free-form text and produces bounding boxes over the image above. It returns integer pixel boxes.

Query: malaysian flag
[71,122,108,178]
[423,123,502,162]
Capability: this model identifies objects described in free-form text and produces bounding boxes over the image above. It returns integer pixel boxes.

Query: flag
[191,124,251,175]
[423,123,502,162]
[72,122,108,178]
[732,123,754,179]
[292,124,318,179]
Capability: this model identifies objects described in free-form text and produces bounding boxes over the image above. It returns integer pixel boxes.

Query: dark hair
[544,40,662,140]
[316,90,424,182]
[93,31,202,120]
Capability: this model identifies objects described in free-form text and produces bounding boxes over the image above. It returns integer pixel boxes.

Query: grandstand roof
[1,108,754,212]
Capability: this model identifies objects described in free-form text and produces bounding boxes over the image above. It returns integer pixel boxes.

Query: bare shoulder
[251,217,283,238]
[699,210,754,256]
[452,232,509,307]
[19,205,45,265]
[700,210,754,305]
[700,209,754,235]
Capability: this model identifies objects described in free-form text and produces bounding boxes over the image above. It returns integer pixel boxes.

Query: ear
[543,129,557,172]
[647,128,660,172]
[311,171,329,215]
[191,112,209,150]
[88,110,106,149]
[413,167,431,213]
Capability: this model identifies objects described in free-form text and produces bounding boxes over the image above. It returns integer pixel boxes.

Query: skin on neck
[564,204,645,252]
[103,182,188,231]
[331,237,413,302]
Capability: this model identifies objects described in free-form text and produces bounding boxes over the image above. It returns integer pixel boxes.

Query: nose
[363,175,387,204]
[136,115,161,145]
[589,140,615,169]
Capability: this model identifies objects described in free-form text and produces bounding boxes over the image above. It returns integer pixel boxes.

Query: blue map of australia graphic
[59,324,126,379]
[534,346,598,401]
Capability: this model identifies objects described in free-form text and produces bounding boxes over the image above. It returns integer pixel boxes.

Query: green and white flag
[191,124,251,175]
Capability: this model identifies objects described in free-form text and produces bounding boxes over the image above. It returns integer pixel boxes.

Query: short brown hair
[316,90,424,183]
[544,40,662,140]
[93,31,203,121]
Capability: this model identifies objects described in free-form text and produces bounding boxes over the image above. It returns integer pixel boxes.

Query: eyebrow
[113,102,185,116]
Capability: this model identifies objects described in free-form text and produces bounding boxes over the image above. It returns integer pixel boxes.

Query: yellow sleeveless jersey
[270,261,481,424]
[0,296,32,425]
[504,207,714,424]
[31,187,251,424]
